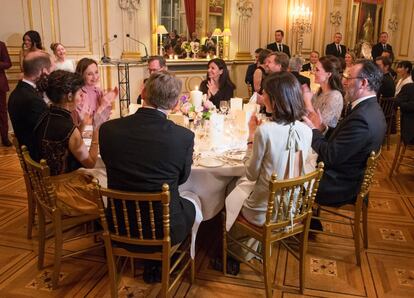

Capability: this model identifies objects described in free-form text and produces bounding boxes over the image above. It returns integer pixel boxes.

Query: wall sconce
[291,4,312,57]
[222,28,232,60]
[212,28,222,58]
[156,25,168,56]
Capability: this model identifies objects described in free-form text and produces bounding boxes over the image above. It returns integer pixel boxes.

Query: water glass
[219,100,229,114]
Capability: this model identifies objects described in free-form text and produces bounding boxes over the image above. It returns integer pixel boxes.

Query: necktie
[278,44,282,52]
[383,44,386,50]
[337,44,341,54]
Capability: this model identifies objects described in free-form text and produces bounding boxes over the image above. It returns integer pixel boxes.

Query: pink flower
[203,99,215,111]
[180,102,193,114]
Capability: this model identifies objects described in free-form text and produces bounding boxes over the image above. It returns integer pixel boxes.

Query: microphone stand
[126,34,149,62]
[101,34,118,63]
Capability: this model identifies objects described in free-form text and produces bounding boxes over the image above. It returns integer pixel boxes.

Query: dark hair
[75,57,98,76]
[22,30,43,50]
[317,55,344,97]
[254,48,263,54]
[50,42,63,54]
[145,71,182,109]
[22,52,51,77]
[36,70,84,104]
[397,60,413,73]
[267,52,289,71]
[258,49,271,64]
[375,56,392,68]
[207,58,236,90]
[380,31,388,36]
[263,71,306,124]
[275,29,284,37]
[148,55,166,68]
[354,59,383,93]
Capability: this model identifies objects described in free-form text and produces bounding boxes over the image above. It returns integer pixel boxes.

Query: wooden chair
[310,150,381,266]
[223,163,324,297]
[21,146,102,289]
[379,97,396,150]
[11,135,36,239]
[389,107,414,176]
[247,84,253,98]
[92,181,194,298]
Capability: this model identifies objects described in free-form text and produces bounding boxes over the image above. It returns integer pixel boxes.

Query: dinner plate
[198,157,224,168]
[223,150,245,161]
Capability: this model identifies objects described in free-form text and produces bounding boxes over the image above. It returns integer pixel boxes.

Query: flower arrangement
[181,41,192,52]
[179,94,216,121]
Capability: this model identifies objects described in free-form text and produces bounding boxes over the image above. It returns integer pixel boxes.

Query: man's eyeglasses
[342,74,364,80]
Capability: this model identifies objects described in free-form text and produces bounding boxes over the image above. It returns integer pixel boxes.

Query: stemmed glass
[219,100,229,114]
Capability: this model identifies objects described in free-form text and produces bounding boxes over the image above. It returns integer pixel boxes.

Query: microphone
[101,34,118,63]
[126,34,149,61]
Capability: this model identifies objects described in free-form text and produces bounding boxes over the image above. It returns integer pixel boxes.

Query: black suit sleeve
[285,46,291,58]
[178,133,194,185]
[395,84,414,112]
[311,117,370,168]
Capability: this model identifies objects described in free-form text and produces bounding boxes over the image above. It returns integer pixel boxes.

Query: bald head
[23,51,54,80]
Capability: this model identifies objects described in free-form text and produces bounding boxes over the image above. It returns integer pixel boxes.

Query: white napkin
[249,92,258,104]
[180,191,203,259]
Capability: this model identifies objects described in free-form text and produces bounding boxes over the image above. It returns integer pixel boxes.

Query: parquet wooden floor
[0,142,413,297]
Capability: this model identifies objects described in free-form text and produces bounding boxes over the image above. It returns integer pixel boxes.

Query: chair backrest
[11,135,33,193]
[265,162,324,229]
[21,146,59,218]
[247,84,253,97]
[395,107,401,136]
[379,97,396,121]
[357,150,381,200]
[92,181,171,250]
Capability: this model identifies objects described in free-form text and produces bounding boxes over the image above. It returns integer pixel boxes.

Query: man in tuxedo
[302,50,319,72]
[137,56,167,104]
[325,32,346,58]
[375,56,395,98]
[0,41,12,146]
[8,51,53,155]
[289,57,310,88]
[372,32,393,61]
[395,82,414,145]
[303,60,386,206]
[266,29,291,58]
[100,71,196,283]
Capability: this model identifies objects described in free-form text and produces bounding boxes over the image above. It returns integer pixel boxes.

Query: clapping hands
[101,86,119,108]
[93,105,111,129]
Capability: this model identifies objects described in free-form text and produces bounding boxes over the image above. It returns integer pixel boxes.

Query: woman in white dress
[395,61,413,96]
[50,42,76,72]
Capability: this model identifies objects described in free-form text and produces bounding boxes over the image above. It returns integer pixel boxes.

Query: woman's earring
[68,93,73,101]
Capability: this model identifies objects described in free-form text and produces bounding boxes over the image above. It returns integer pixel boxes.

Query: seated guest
[289,56,310,88]
[50,42,75,72]
[245,48,262,87]
[375,56,396,98]
[137,56,167,104]
[225,71,312,260]
[303,60,386,207]
[395,82,414,145]
[191,32,200,43]
[344,51,356,74]
[34,70,109,215]
[265,52,289,74]
[163,44,175,58]
[252,49,270,93]
[204,31,216,48]
[200,58,235,108]
[99,71,198,283]
[304,55,344,128]
[381,50,396,80]
[8,51,53,156]
[302,50,319,72]
[395,61,413,96]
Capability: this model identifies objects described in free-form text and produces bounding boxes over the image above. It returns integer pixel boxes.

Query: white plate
[198,157,224,168]
[223,150,245,161]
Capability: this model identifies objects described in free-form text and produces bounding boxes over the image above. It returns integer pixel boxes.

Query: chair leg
[363,200,368,249]
[354,206,362,266]
[262,242,272,298]
[106,251,118,298]
[161,256,170,298]
[52,227,63,289]
[26,191,35,239]
[222,212,227,275]
[390,138,402,177]
[37,210,46,270]
[299,219,311,294]
[190,258,195,284]
[396,143,407,173]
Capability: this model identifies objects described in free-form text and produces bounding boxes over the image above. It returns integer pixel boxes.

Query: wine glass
[219,100,229,114]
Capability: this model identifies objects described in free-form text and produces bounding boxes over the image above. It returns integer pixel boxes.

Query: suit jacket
[325,43,346,58]
[0,41,11,93]
[301,62,314,72]
[372,43,393,60]
[311,97,386,206]
[266,42,291,58]
[245,63,257,86]
[291,71,310,88]
[8,80,47,155]
[378,72,396,98]
[99,108,195,246]
[395,83,414,144]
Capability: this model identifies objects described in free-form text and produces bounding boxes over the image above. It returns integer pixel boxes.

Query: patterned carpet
[0,142,413,297]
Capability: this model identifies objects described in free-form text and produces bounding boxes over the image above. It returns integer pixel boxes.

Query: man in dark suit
[395,83,414,145]
[304,60,386,206]
[375,56,396,98]
[137,55,167,104]
[325,32,346,58]
[372,32,393,61]
[266,29,291,58]
[0,41,12,146]
[302,51,319,72]
[289,56,310,88]
[100,71,196,282]
[8,51,53,155]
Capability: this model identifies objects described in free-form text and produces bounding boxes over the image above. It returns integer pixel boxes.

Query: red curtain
[184,0,196,38]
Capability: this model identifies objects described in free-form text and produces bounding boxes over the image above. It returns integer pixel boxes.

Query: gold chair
[223,163,324,296]
[11,135,36,239]
[389,107,414,176]
[92,181,194,298]
[21,146,102,289]
[247,84,253,98]
[379,97,396,150]
[311,150,381,266]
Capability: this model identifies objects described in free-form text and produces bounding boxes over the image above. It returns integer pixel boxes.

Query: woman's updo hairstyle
[37,70,85,104]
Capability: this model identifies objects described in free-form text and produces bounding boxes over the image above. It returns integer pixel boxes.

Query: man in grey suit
[304,60,386,206]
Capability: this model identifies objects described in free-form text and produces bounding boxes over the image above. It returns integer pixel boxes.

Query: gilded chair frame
[92,181,194,298]
[223,163,324,297]
[311,150,381,266]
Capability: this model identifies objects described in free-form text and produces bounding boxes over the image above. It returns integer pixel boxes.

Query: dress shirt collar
[22,78,37,89]
[351,95,375,110]
[137,106,167,119]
